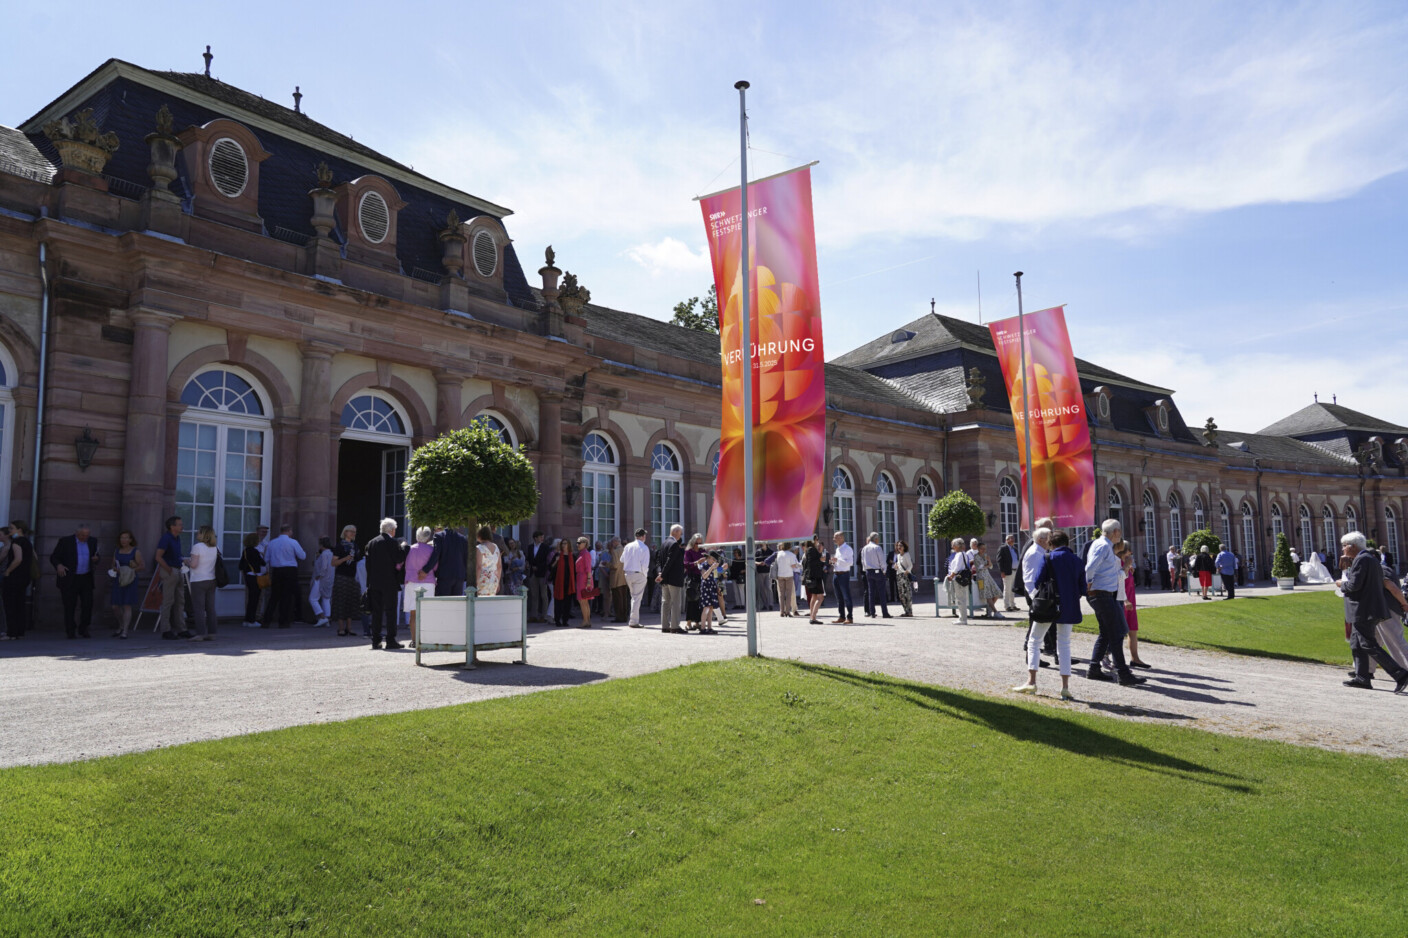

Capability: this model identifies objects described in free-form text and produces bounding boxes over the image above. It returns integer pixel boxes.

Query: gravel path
[3,588,1403,767]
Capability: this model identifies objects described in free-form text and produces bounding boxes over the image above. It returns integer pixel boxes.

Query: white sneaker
[1011,683,1037,694]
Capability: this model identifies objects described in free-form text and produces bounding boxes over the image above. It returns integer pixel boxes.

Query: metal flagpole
[1015,271,1035,541]
[736,80,759,658]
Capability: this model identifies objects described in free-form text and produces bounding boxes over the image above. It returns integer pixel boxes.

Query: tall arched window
[1168,491,1183,549]
[0,344,16,525]
[1386,506,1401,561]
[178,368,271,574]
[650,442,684,543]
[1241,503,1257,575]
[1192,493,1206,532]
[341,392,413,537]
[1344,503,1357,535]
[916,476,938,577]
[1299,504,1313,558]
[1107,487,1123,528]
[1143,491,1158,569]
[581,432,618,544]
[1321,504,1336,557]
[472,412,515,448]
[831,467,855,546]
[876,471,897,548]
[998,477,1020,540]
[1271,503,1284,542]
[1219,501,1232,550]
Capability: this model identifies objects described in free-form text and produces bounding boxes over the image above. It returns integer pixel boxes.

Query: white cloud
[624,236,711,276]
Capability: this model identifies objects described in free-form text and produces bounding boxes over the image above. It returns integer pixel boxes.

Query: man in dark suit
[656,524,686,633]
[523,531,552,622]
[1339,531,1408,692]
[997,534,1018,611]
[364,518,408,650]
[51,524,100,639]
[423,526,469,597]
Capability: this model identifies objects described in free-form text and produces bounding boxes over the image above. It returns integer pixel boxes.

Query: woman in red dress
[550,537,576,628]
[574,536,598,629]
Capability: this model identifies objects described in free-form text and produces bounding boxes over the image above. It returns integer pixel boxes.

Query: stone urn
[43,108,119,176]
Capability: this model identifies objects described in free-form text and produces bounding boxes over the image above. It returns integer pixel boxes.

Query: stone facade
[0,58,1405,626]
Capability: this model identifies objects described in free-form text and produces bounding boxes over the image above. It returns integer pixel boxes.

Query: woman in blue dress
[108,529,145,639]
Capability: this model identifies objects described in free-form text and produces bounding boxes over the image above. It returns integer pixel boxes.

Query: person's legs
[626,572,646,626]
[662,584,682,632]
[244,575,260,624]
[833,572,852,621]
[1090,594,1134,680]
[1003,571,1017,610]
[1221,573,1235,600]
[1349,621,1408,686]
[861,570,874,617]
[896,575,912,615]
[60,582,79,637]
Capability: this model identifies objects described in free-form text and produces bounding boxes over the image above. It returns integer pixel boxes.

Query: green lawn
[1075,590,1362,666]
[3,659,1406,936]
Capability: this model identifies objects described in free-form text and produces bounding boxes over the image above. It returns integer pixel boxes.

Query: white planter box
[414,588,528,668]
[1275,577,1296,590]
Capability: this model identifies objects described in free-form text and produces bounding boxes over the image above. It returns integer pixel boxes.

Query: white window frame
[0,343,17,526]
[1321,505,1336,558]
[1168,491,1183,550]
[1299,504,1313,558]
[340,391,413,535]
[177,366,273,580]
[832,467,855,547]
[650,442,684,544]
[1192,494,1206,532]
[999,477,1020,541]
[1344,504,1357,536]
[916,476,938,578]
[582,431,619,545]
[876,471,898,549]
[1108,487,1123,529]
[1143,490,1158,569]
[1219,501,1232,550]
[1242,503,1257,575]
[1386,507,1400,561]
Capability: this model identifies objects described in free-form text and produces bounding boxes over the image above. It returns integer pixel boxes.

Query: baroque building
[0,57,1404,620]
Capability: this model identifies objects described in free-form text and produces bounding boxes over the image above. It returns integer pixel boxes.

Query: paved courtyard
[4,582,1402,768]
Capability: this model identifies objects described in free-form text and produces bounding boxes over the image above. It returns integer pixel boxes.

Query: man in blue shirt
[262,524,307,629]
[154,515,190,640]
[1085,519,1145,686]
[1215,544,1238,599]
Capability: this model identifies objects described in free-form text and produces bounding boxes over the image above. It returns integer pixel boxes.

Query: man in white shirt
[771,542,799,616]
[1087,519,1144,685]
[1022,522,1055,664]
[946,537,973,624]
[860,532,892,619]
[619,528,652,628]
[831,532,855,623]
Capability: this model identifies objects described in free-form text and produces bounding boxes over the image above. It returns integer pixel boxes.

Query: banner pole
[736,80,759,658]
[1015,271,1035,540]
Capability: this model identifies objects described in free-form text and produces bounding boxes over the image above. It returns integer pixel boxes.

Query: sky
[4,0,1406,432]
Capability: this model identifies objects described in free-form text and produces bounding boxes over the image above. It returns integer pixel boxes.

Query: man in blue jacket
[1013,530,1083,699]
[423,526,469,597]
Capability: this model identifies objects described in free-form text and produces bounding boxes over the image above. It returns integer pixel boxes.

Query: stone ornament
[439,209,467,278]
[43,107,120,175]
[309,162,336,238]
[1202,417,1219,448]
[964,366,986,408]
[145,105,182,192]
[558,271,591,316]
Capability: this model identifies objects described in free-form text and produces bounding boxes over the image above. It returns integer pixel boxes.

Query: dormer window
[334,175,405,272]
[208,138,248,197]
[458,216,509,302]
[358,191,390,244]
[1087,385,1112,427]
[1141,398,1171,437]
[471,228,498,278]
[890,329,916,344]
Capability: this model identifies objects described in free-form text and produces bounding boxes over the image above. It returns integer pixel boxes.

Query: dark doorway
[337,439,400,547]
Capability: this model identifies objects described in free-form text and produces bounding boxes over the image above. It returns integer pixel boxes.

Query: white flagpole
[1015,271,1036,540]
[736,80,759,658]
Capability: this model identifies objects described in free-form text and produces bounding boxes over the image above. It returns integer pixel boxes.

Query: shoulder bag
[1030,564,1059,623]
[214,550,230,588]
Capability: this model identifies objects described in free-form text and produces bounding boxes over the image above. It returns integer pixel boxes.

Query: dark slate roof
[580,299,935,413]
[832,311,1167,393]
[1218,430,1358,468]
[14,63,536,309]
[1256,402,1408,437]
[0,124,56,183]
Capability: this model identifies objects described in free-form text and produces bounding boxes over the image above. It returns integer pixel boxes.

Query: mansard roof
[1256,402,1408,438]
[0,125,56,183]
[1217,430,1359,468]
[831,311,1169,394]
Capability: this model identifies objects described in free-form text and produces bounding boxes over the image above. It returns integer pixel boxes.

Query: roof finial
[293,86,302,114]
[930,297,935,315]
[203,45,213,78]
[1313,392,1318,402]
[1333,394,1337,405]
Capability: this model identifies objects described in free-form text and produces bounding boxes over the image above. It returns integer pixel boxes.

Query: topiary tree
[1271,532,1296,580]
[1181,528,1221,557]
[928,489,987,544]
[405,423,540,588]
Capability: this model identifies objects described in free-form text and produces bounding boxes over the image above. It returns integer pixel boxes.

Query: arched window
[1219,501,1232,550]
[1321,504,1336,557]
[1168,491,1183,550]
[1386,506,1400,562]
[916,476,938,577]
[1072,525,1090,561]
[1142,491,1158,569]
[581,432,618,544]
[178,367,271,577]
[1344,503,1357,535]
[0,344,16,525]
[831,467,855,546]
[1192,493,1206,532]
[1299,504,1313,558]
[650,442,684,543]
[472,412,515,448]
[340,392,413,536]
[1271,503,1284,542]
[998,477,1020,540]
[1241,503,1257,575]
[876,471,897,548]
[1108,487,1123,528]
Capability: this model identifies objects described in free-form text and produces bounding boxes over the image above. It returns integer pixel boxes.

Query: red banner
[988,306,1095,530]
[700,167,826,544]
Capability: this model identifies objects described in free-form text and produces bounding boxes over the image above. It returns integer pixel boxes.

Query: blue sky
[5,0,1405,431]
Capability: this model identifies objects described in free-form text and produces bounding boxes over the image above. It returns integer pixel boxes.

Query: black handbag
[214,551,230,588]
[954,554,973,588]
[1030,568,1059,623]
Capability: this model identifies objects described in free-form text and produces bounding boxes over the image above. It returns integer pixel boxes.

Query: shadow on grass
[790,662,1256,793]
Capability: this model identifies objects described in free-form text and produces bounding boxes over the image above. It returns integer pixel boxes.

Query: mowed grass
[3,659,1407,937]
[1076,590,1364,666]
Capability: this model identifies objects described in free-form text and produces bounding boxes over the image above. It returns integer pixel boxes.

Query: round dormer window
[1157,405,1169,432]
[1097,393,1111,422]
[208,138,249,198]
[472,229,498,278]
[358,191,390,244]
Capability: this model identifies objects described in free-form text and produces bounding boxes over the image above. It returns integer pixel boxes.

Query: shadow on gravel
[1084,701,1196,721]
[0,629,373,660]
[792,662,1256,793]
[1137,682,1256,708]
[413,661,609,688]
